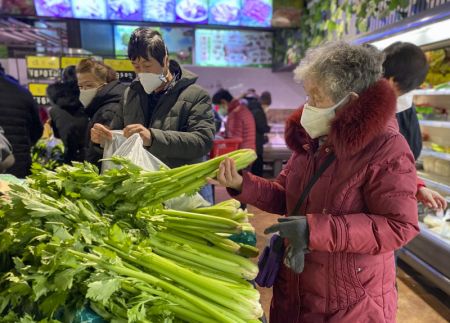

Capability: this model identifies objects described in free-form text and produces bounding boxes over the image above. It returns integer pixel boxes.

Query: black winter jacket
[111,60,215,168]
[0,74,43,178]
[245,97,270,156]
[85,80,126,166]
[396,104,422,160]
[48,81,89,163]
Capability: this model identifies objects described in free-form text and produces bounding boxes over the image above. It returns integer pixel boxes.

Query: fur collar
[285,79,398,156]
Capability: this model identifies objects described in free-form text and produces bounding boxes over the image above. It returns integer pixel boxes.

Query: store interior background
[1,0,450,321]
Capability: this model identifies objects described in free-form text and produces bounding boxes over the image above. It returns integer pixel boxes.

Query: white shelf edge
[421,149,450,162]
[413,89,450,96]
[418,171,450,195]
[419,120,450,128]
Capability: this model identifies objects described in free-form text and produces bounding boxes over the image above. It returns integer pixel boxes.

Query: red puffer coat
[231,80,419,322]
[226,99,256,150]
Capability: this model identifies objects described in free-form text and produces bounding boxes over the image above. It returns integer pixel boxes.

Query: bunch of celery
[0,150,262,322]
[29,149,256,215]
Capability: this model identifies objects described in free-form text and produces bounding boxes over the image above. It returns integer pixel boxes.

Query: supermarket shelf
[412,89,450,96]
[417,171,450,195]
[419,120,450,128]
[399,249,450,296]
[399,222,450,295]
[420,149,450,162]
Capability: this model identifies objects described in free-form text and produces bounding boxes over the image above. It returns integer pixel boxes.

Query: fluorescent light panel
[370,18,450,49]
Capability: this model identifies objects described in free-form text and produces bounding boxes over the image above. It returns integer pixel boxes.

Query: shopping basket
[209,138,242,158]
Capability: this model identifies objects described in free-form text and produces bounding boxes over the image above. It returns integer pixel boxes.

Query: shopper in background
[76,58,126,168]
[211,42,419,322]
[259,90,272,113]
[384,42,426,159]
[243,89,270,176]
[91,28,215,169]
[383,42,447,210]
[212,89,256,151]
[47,65,89,164]
[0,67,43,178]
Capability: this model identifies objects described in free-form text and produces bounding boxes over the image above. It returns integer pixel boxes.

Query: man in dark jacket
[383,42,447,211]
[92,28,215,168]
[383,42,428,160]
[47,66,89,164]
[243,91,270,176]
[0,70,43,178]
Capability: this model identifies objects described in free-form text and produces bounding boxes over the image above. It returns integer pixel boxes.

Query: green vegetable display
[0,150,262,322]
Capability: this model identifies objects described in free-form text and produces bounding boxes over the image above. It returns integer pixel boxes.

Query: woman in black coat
[47,66,89,163]
[76,59,126,167]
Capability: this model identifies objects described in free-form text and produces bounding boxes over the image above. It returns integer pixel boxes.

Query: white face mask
[300,94,350,139]
[138,72,167,94]
[79,88,98,108]
[396,91,414,113]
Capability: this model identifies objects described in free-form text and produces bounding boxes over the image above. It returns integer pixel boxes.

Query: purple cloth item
[255,234,284,288]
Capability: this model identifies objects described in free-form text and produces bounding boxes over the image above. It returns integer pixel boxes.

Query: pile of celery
[0,150,262,322]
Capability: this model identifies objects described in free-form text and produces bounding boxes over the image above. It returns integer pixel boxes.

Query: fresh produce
[0,150,262,322]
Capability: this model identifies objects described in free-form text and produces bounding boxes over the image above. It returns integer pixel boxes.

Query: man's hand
[207,158,243,192]
[123,124,152,147]
[417,187,448,210]
[91,123,112,145]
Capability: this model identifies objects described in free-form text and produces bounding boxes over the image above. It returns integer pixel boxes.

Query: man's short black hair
[212,89,233,104]
[128,27,168,66]
[383,42,429,94]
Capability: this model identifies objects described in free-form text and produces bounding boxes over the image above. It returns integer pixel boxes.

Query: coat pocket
[327,253,366,313]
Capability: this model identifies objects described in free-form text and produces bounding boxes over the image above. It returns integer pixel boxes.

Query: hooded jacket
[48,81,89,163]
[111,60,215,168]
[230,80,419,322]
[84,80,126,166]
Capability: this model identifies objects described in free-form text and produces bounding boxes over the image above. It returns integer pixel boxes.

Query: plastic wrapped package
[102,131,210,210]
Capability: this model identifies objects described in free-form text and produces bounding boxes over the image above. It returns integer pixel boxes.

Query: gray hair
[294,41,385,102]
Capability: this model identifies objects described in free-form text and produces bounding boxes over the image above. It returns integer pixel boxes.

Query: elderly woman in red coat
[211,42,420,322]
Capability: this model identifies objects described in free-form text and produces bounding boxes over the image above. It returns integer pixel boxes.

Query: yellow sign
[28,83,49,97]
[26,56,60,69]
[61,57,87,68]
[103,59,134,72]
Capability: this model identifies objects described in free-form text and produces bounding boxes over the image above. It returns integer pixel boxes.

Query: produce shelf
[419,120,450,129]
[417,171,450,195]
[420,149,450,162]
[412,89,450,96]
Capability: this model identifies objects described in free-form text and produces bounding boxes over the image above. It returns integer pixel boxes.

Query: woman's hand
[91,123,112,145]
[123,124,152,147]
[208,158,243,192]
[417,187,448,210]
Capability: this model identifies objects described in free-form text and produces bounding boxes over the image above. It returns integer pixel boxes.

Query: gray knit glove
[264,216,309,273]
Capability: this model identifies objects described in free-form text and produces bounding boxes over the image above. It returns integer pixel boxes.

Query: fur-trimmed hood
[285,79,398,156]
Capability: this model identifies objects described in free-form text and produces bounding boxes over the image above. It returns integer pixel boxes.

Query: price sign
[61,57,87,69]
[29,83,50,105]
[103,59,136,81]
[26,56,60,80]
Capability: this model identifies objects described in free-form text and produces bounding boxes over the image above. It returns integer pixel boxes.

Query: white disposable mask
[300,94,350,139]
[79,88,98,108]
[138,72,167,94]
[396,91,414,113]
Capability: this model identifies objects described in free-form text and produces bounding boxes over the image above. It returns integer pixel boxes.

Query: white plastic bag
[102,131,210,210]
